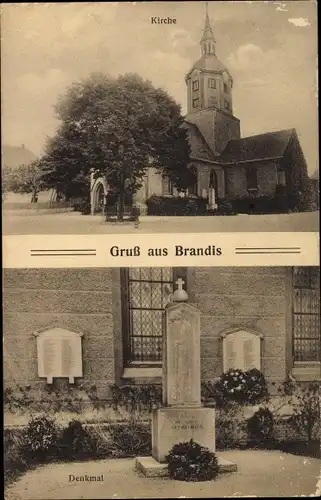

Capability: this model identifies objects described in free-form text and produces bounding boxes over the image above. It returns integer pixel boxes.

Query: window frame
[292,267,320,363]
[192,80,199,92]
[208,78,216,89]
[192,98,200,108]
[121,267,188,368]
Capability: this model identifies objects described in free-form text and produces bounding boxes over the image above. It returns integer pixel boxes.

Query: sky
[1,1,318,174]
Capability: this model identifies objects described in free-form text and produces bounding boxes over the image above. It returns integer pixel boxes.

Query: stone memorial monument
[33,327,83,384]
[136,279,237,477]
[221,328,263,373]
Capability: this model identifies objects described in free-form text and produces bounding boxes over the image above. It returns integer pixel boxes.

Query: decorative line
[235,251,301,254]
[235,246,301,254]
[235,247,301,250]
[30,249,96,252]
[30,249,96,256]
[31,253,96,256]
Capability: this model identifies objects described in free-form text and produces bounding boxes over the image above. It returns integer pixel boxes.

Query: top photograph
[2,1,319,235]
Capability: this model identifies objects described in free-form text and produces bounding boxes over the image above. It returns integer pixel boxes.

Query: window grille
[292,267,320,362]
[121,268,175,365]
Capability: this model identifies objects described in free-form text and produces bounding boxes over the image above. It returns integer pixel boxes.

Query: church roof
[183,120,216,161]
[186,54,232,81]
[219,129,295,164]
[193,54,230,75]
[2,145,37,168]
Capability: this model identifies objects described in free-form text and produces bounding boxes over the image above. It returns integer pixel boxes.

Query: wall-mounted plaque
[221,328,262,373]
[33,327,83,384]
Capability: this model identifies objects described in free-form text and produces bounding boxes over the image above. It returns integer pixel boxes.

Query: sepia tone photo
[3,265,321,498]
[2,2,320,499]
[1,1,319,234]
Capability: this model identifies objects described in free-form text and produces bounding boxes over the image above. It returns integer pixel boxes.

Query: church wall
[3,268,116,397]
[203,75,220,109]
[145,167,163,198]
[193,267,288,384]
[213,109,240,155]
[226,161,277,198]
[196,163,225,198]
[3,267,290,397]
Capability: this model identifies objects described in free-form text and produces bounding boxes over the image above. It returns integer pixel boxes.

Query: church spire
[200,2,216,55]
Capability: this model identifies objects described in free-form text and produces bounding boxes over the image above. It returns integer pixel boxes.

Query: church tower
[185,2,240,156]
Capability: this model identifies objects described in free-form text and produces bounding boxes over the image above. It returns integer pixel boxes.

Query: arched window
[188,166,198,197]
[209,169,218,191]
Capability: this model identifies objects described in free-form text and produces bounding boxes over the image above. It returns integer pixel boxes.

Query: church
[3,266,320,401]
[90,7,313,215]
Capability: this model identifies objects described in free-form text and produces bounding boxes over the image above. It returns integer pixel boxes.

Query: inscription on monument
[164,302,201,407]
[34,327,83,384]
[222,329,262,372]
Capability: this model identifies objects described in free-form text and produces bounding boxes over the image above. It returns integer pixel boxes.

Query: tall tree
[40,72,191,219]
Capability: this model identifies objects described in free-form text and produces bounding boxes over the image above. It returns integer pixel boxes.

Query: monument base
[135,456,237,478]
[152,406,215,463]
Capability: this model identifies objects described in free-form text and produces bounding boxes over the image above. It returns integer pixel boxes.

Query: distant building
[2,144,37,170]
[90,6,314,215]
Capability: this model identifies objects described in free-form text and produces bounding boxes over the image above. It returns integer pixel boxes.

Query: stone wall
[3,267,289,396]
[193,267,288,383]
[226,161,277,198]
[3,268,116,397]
[213,108,240,156]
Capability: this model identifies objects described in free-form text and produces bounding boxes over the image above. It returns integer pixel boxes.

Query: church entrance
[92,182,106,213]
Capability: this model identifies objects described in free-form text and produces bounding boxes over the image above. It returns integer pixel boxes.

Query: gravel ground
[5,450,321,499]
[2,211,319,234]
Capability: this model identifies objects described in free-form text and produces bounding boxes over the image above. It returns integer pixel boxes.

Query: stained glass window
[121,268,175,365]
[293,267,320,362]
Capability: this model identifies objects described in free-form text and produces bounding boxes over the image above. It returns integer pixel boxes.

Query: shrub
[247,408,275,442]
[25,416,59,457]
[285,381,320,442]
[215,404,248,449]
[216,199,235,215]
[59,420,96,460]
[4,428,29,486]
[146,195,207,216]
[107,420,151,457]
[73,199,91,215]
[244,369,268,404]
[109,384,162,414]
[166,439,219,482]
[205,369,268,407]
[230,195,284,214]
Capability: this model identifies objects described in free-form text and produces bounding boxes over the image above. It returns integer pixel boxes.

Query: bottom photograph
[3,266,321,499]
